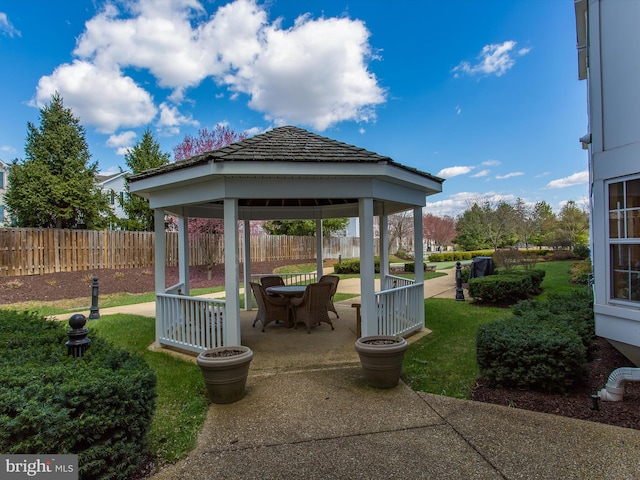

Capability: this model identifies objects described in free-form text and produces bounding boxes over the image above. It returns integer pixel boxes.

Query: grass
[402,260,579,399]
[0,286,226,317]
[88,314,208,466]
[403,300,506,398]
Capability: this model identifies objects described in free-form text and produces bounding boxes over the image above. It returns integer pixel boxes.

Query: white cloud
[545,171,589,189]
[0,12,20,37]
[35,60,157,133]
[424,191,515,217]
[495,172,524,180]
[37,0,385,135]
[0,145,17,155]
[455,105,461,115]
[107,131,137,155]
[157,102,199,136]
[471,169,489,178]
[452,40,530,78]
[482,159,500,167]
[436,166,473,179]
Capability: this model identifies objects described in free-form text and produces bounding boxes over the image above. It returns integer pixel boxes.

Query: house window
[609,177,640,302]
[0,171,4,189]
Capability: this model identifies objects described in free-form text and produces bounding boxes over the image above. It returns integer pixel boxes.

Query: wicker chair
[290,282,334,333]
[250,282,290,332]
[260,275,286,300]
[319,274,340,318]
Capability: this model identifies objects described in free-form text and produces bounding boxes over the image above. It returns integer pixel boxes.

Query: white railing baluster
[156,293,227,354]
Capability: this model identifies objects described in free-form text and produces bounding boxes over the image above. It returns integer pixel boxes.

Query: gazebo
[128,126,443,353]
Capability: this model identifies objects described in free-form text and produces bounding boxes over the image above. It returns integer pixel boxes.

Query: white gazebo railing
[156,293,226,354]
[375,277,423,337]
[251,271,318,285]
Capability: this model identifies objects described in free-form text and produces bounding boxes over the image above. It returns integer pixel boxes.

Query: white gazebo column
[413,206,425,327]
[243,219,251,311]
[224,198,241,346]
[315,218,324,280]
[177,215,189,295]
[359,197,376,336]
[154,208,166,346]
[379,213,389,284]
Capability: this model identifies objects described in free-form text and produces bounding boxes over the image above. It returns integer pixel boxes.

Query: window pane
[632,244,640,271]
[612,244,629,269]
[610,182,624,210]
[0,172,3,189]
[612,270,629,300]
[610,211,623,238]
[627,209,640,238]
[632,273,640,301]
[627,179,640,208]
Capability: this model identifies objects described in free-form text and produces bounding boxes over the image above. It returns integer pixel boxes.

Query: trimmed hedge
[468,268,545,304]
[476,288,593,392]
[476,317,586,392]
[333,258,380,274]
[0,311,157,480]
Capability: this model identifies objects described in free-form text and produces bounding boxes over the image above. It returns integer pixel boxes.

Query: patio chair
[260,275,286,295]
[250,282,291,332]
[319,274,340,318]
[290,282,334,333]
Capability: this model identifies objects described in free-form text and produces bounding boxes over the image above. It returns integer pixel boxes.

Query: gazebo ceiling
[128,126,444,220]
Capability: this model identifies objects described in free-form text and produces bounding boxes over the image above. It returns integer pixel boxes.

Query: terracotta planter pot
[355,335,408,389]
[196,346,253,404]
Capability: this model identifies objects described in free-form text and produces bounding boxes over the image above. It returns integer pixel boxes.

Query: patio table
[266,285,307,327]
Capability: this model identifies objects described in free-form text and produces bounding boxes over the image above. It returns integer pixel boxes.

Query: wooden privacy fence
[0,228,379,277]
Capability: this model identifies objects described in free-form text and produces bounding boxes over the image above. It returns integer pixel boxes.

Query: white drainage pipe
[597,367,640,401]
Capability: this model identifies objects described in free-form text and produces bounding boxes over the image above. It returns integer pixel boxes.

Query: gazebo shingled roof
[129,125,443,184]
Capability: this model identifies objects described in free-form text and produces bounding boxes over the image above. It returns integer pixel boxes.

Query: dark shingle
[129,125,443,183]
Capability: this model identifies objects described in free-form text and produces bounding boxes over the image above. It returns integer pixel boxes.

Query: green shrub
[468,274,532,304]
[427,250,491,262]
[513,289,595,353]
[570,259,592,285]
[333,258,380,274]
[573,244,590,260]
[497,268,546,291]
[476,317,587,392]
[0,311,157,480]
[460,267,470,283]
[403,262,427,272]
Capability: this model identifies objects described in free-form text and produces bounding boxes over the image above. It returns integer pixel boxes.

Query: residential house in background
[0,159,8,226]
[96,171,129,223]
[576,0,640,364]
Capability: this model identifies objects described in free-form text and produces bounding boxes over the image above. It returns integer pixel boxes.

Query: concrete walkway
[60,269,640,479]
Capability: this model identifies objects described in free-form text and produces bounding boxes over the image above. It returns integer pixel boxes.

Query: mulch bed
[472,336,640,430]
[1,262,638,431]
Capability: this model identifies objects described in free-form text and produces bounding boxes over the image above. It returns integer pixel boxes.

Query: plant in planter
[196,346,253,404]
[354,335,408,388]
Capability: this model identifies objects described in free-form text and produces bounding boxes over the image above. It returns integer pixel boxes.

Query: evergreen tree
[262,219,350,236]
[119,129,170,231]
[5,92,111,229]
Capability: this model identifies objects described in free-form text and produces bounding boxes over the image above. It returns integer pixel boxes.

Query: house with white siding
[576,0,640,364]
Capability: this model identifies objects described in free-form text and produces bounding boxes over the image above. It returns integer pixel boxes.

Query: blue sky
[0,0,587,217]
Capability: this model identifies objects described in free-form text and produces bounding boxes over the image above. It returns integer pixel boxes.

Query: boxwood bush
[468,269,545,304]
[477,288,593,392]
[476,317,586,392]
[333,258,380,274]
[0,311,157,480]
